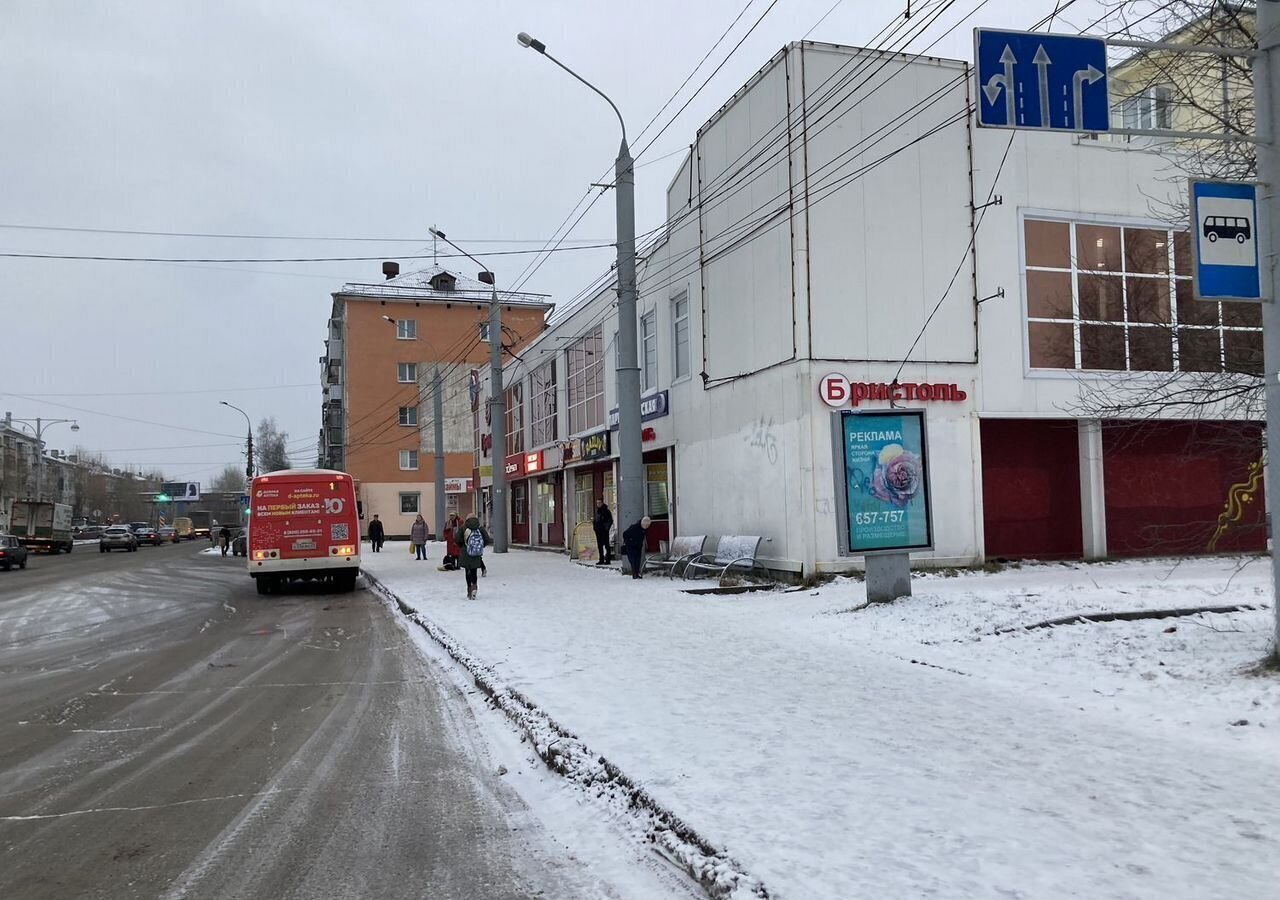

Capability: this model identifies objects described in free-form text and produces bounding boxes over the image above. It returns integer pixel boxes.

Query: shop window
[1024,218,1260,374]
[399,492,420,514]
[645,463,669,519]
[513,483,526,525]
[535,481,556,527]
[576,473,595,524]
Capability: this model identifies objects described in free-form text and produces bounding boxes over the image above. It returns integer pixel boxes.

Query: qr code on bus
[331,523,349,541]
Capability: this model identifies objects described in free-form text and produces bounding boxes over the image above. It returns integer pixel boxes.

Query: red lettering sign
[820,379,967,407]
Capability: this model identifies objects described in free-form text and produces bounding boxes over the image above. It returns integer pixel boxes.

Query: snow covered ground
[365,545,1280,900]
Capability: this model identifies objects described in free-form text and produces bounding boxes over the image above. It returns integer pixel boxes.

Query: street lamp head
[478,271,495,286]
[517,32,546,53]
[70,421,79,432]
[428,227,446,240]
[382,314,397,325]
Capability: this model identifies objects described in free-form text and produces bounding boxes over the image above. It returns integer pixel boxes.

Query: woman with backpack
[453,515,492,600]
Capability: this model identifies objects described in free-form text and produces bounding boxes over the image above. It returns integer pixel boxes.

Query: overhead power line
[0,243,613,265]
[0,222,613,244]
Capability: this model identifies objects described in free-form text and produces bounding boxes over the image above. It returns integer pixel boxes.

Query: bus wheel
[1208,232,1218,242]
[338,571,357,593]
[1237,233,1247,243]
[255,577,269,595]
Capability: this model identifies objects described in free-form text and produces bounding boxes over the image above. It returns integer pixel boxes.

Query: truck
[10,501,75,554]
[188,510,213,540]
[248,468,360,594]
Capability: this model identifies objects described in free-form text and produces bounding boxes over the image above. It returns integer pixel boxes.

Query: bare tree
[209,464,246,493]
[255,417,291,474]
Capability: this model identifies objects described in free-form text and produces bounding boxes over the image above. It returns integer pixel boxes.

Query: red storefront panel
[980,420,1083,560]
[1103,421,1264,556]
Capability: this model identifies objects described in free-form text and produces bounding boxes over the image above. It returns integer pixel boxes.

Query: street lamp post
[429,227,508,553]
[10,417,80,503]
[219,401,254,483]
[384,316,447,540]
[517,32,644,563]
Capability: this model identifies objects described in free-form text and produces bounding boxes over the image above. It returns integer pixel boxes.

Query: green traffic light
[155,494,171,502]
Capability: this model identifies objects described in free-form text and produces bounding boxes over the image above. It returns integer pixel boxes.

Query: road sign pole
[1257,0,1280,651]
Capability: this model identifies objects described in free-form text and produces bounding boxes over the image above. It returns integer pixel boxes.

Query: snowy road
[0,548,694,899]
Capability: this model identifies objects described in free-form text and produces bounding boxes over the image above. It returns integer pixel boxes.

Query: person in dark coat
[453,515,492,600]
[621,516,650,579]
[218,525,232,557]
[367,514,385,553]
[592,500,614,565]
[410,515,429,560]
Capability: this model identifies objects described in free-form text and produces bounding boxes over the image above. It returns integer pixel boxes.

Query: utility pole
[423,231,508,552]
[219,401,254,483]
[432,364,446,540]
[1258,0,1280,649]
[517,31,643,565]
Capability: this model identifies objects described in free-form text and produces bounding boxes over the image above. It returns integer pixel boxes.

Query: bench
[641,535,707,578]
[682,535,764,583]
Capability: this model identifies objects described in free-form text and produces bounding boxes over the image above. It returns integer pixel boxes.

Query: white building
[474,40,1263,577]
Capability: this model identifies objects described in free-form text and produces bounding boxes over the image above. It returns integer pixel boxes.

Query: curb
[363,570,770,900]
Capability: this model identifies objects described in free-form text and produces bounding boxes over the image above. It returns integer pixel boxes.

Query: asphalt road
[0,544,603,899]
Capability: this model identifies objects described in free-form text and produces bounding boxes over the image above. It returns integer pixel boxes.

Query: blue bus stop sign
[1190,179,1263,301]
[975,28,1109,132]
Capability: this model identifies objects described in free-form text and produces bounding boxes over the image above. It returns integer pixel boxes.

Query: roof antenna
[904,1,911,20]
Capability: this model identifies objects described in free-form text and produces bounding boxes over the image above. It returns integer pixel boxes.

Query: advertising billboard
[839,410,933,554]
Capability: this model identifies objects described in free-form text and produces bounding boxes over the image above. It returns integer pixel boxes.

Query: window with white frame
[641,310,657,390]
[398,406,417,427]
[396,318,417,340]
[567,326,604,434]
[1117,84,1173,131]
[1023,217,1262,374]
[505,382,525,456]
[530,360,558,446]
[397,362,417,383]
[399,492,420,514]
[672,292,690,380]
[399,449,419,470]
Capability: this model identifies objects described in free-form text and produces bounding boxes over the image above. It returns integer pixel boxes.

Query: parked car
[158,526,178,543]
[78,525,106,540]
[231,526,248,557]
[100,526,138,552]
[134,527,162,547]
[0,534,29,571]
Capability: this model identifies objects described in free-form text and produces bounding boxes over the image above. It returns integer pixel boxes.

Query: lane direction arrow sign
[975,28,1109,132]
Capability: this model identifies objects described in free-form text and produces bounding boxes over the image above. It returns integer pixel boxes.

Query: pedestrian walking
[454,515,491,600]
[367,514,385,553]
[410,514,429,560]
[218,524,232,557]
[593,500,613,565]
[621,516,650,579]
[442,513,462,570]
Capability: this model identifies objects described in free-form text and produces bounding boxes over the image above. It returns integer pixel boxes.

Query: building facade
[320,263,552,539]
[471,38,1264,576]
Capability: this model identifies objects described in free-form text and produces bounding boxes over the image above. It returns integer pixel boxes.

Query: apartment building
[319,262,552,539]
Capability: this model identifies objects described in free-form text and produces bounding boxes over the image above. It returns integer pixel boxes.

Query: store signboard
[608,390,669,429]
[444,477,473,494]
[578,430,611,461]
[838,410,933,554]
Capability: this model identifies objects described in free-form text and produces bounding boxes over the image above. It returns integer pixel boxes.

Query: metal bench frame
[642,535,707,579]
[681,535,764,583]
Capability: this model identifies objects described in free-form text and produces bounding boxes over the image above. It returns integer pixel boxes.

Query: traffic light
[155,493,171,503]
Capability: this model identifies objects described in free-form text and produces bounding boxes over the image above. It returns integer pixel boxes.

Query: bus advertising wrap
[840,410,933,553]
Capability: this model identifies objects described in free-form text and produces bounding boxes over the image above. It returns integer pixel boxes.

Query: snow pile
[365,545,1280,899]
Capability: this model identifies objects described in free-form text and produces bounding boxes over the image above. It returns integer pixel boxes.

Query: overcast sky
[0,0,1112,485]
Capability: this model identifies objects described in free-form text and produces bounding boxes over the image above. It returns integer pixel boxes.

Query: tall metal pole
[614,139,644,556]
[517,31,643,565]
[1257,0,1280,649]
[433,364,446,540]
[489,279,508,552]
[219,401,253,482]
[34,418,43,503]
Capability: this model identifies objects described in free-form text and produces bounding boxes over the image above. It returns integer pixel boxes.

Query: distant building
[319,262,552,538]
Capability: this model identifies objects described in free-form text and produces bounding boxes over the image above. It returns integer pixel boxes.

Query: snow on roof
[337,264,553,307]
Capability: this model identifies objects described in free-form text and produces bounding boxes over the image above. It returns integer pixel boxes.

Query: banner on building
[838,410,933,554]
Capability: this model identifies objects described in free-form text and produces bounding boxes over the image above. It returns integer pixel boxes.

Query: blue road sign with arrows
[975,29,1109,132]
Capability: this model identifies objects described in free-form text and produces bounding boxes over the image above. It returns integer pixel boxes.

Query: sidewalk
[364,545,1280,900]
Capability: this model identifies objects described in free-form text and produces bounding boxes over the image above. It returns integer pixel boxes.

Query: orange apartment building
[319,262,552,539]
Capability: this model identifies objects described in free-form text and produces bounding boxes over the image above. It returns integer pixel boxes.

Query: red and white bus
[247,468,360,594]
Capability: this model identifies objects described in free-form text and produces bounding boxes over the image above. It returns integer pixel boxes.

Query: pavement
[0,543,679,900]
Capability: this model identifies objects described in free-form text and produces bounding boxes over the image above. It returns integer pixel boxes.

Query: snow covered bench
[641,534,707,578]
[681,535,763,583]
